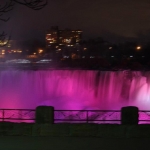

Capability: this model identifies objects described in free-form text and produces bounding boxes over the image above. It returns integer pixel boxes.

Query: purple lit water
[0,70,150,123]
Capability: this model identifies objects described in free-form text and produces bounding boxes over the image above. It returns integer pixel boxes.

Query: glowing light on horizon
[136,46,141,50]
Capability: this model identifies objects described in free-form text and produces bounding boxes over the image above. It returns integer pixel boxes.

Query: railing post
[35,106,54,124]
[121,106,139,125]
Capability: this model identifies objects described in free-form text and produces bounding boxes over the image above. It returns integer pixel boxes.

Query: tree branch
[0,0,47,47]
[0,32,11,47]
[13,0,48,10]
[0,0,14,22]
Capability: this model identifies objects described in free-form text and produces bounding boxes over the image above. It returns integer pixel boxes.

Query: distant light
[84,48,87,50]
[82,56,85,58]
[58,49,61,51]
[142,56,145,57]
[109,47,112,49]
[5,59,31,64]
[63,56,69,58]
[90,56,95,58]
[33,53,36,55]
[36,59,52,63]
[111,56,114,57]
[136,46,141,50]
[130,56,133,57]
[38,49,43,54]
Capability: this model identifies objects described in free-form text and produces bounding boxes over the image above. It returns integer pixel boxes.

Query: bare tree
[0,0,14,22]
[0,0,47,46]
[13,0,48,10]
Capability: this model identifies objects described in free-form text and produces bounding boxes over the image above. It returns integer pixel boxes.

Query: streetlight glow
[136,46,141,50]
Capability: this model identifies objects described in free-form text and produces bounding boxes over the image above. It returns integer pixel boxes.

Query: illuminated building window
[76,39,79,42]
[64,39,71,43]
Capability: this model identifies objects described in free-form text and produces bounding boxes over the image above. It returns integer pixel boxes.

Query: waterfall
[0,70,149,110]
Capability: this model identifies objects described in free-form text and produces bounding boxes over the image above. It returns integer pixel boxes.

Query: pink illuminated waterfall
[0,70,150,110]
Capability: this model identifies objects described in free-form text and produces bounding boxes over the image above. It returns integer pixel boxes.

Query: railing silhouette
[54,110,121,124]
[0,109,150,124]
[54,110,150,124]
[0,109,35,122]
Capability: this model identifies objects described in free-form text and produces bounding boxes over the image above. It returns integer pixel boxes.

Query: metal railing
[0,109,35,122]
[0,109,150,124]
[54,110,121,124]
[138,110,150,124]
[54,110,150,124]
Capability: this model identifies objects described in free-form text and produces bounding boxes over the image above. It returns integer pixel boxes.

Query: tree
[0,0,47,46]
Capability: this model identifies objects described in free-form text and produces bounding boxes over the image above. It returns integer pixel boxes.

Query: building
[0,40,23,58]
[46,26,83,49]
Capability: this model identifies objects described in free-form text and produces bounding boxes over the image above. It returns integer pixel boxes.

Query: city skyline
[1,0,150,43]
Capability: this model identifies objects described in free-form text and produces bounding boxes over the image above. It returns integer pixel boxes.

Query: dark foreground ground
[0,136,149,150]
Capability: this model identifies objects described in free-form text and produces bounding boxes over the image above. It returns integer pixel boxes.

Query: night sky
[1,0,150,43]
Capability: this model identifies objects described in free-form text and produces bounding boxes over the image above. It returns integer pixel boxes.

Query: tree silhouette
[13,0,47,10]
[0,0,47,46]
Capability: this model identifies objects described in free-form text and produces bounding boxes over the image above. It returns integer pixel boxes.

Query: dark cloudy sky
[1,0,150,43]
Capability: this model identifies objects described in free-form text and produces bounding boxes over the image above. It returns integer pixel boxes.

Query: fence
[54,110,121,124]
[0,108,150,124]
[0,109,35,123]
[54,110,150,124]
